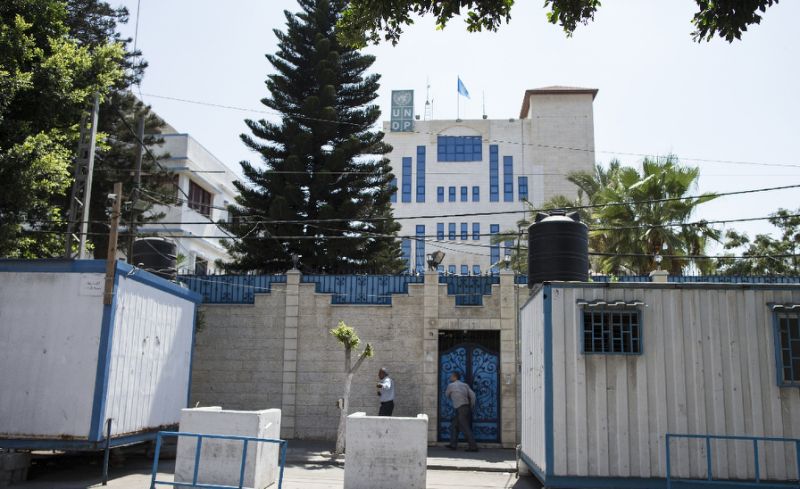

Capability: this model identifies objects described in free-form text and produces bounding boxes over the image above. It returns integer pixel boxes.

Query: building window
[504,240,513,256]
[775,308,800,386]
[460,186,468,202]
[472,186,480,202]
[416,146,426,203]
[437,135,482,162]
[194,256,208,275]
[437,265,445,273]
[401,239,412,271]
[448,223,456,240]
[188,180,212,217]
[472,223,480,240]
[448,186,456,202]
[582,308,642,354]
[401,157,412,203]
[437,223,444,241]
[437,186,445,202]
[503,155,513,202]
[460,223,468,240]
[518,176,528,201]
[489,146,499,202]
[448,265,456,274]
[490,224,500,272]
[461,265,469,275]
[473,265,481,275]
[415,225,425,273]
[389,178,397,203]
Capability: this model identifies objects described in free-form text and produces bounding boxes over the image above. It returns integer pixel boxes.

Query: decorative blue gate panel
[178,275,287,304]
[300,275,424,305]
[439,275,500,306]
[438,344,500,443]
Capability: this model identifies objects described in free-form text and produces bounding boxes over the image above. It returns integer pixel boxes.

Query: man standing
[445,371,478,452]
[376,367,394,416]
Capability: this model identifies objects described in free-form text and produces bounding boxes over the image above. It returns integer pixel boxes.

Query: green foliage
[0,0,125,258]
[516,157,719,276]
[330,320,374,358]
[222,0,404,273]
[338,0,779,46]
[718,208,800,275]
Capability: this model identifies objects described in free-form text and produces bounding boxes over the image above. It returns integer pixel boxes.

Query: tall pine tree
[222,0,403,273]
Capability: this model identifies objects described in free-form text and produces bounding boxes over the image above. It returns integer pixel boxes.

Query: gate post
[422,271,440,444]
[499,270,517,447]
[280,269,301,439]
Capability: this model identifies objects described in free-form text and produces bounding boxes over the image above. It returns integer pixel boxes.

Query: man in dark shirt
[444,371,478,451]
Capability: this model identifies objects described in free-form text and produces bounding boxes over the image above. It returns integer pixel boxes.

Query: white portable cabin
[0,259,201,450]
[519,281,800,488]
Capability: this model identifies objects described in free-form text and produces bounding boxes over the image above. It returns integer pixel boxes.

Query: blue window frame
[401,238,411,271]
[774,307,800,386]
[460,186,468,202]
[490,224,500,272]
[415,225,425,273]
[448,223,456,240]
[504,240,513,256]
[416,146,426,202]
[460,223,468,240]
[401,157,412,203]
[472,186,480,202]
[472,223,480,240]
[448,186,456,202]
[448,265,456,274]
[436,223,444,241]
[473,265,481,275]
[437,265,445,273]
[503,155,513,202]
[518,176,529,201]
[437,135,482,162]
[489,146,499,202]
[460,265,469,275]
[437,186,445,202]
[581,308,643,354]
[389,178,397,203]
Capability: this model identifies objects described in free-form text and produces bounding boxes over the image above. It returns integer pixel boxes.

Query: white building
[141,123,239,274]
[383,86,597,274]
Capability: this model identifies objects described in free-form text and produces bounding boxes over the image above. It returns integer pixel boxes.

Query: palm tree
[515,156,718,276]
[587,156,718,275]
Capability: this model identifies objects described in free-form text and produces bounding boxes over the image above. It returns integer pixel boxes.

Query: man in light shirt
[445,371,478,451]
[376,367,394,416]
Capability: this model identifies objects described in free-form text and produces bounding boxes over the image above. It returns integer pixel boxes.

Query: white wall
[0,272,105,439]
[549,285,800,481]
[103,273,196,437]
[520,289,546,474]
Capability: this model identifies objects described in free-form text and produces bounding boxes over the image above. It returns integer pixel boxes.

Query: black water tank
[131,237,177,280]
[527,211,589,286]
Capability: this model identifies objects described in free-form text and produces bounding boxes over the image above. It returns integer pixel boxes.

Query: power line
[141,92,800,170]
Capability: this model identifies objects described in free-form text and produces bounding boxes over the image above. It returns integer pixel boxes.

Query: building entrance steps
[284,439,517,473]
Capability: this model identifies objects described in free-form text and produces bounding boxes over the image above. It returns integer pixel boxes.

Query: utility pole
[65,93,100,259]
[104,182,123,306]
[127,115,146,260]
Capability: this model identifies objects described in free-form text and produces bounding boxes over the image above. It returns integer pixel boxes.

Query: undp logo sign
[390,90,414,132]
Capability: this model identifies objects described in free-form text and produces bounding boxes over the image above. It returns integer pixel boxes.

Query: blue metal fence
[150,431,287,489]
[300,274,425,305]
[439,275,501,306]
[669,276,800,284]
[178,275,287,304]
[665,433,800,488]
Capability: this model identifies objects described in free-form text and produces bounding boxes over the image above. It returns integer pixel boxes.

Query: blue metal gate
[438,343,500,443]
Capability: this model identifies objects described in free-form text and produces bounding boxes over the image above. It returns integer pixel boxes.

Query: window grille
[582,308,642,354]
[775,308,800,385]
[188,180,212,217]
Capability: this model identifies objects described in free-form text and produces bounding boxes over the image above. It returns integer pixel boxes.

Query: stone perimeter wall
[190,271,522,447]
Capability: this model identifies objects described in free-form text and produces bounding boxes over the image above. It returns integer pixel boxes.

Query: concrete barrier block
[344,412,427,489]
[175,406,282,489]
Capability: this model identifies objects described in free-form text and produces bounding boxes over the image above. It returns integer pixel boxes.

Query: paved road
[12,453,541,489]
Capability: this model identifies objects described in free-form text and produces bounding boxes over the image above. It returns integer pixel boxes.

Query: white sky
[115,0,800,247]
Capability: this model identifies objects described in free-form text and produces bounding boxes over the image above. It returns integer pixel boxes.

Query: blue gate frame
[438,343,500,443]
